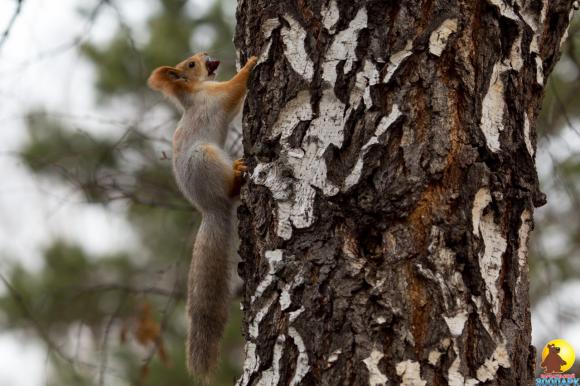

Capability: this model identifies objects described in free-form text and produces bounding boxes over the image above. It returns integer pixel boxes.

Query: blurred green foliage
[0,0,240,384]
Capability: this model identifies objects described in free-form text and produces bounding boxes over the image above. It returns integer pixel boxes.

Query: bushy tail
[186,209,234,379]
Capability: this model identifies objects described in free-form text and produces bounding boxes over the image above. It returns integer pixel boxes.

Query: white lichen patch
[349,59,380,108]
[259,18,281,64]
[237,342,260,386]
[472,296,496,339]
[472,188,492,236]
[396,360,426,386]
[480,62,506,152]
[280,273,304,310]
[479,212,507,317]
[517,209,532,289]
[256,335,286,386]
[279,287,291,311]
[262,18,281,39]
[343,104,402,189]
[321,0,340,33]
[250,294,278,339]
[507,33,524,71]
[289,181,317,229]
[429,19,458,57]
[560,5,578,49]
[251,250,283,304]
[383,40,413,83]
[327,349,342,364]
[519,0,547,32]
[429,338,452,366]
[253,89,348,238]
[236,49,242,72]
[376,316,387,325]
[252,91,315,239]
[541,0,550,23]
[252,163,294,239]
[238,294,279,386]
[271,91,313,140]
[448,344,479,386]
[523,112,534,157]
[443,311,469,337]
[288,327,310,386]
[428,350,442,366]
[362,349,388,386]
[448,357,465,386]
[322,7,368,84]
[487,0,519,20]
[288,89,346,196]
[480,20,526,151]
[535,57,544,85]
[476,342,511,382]
[288,306,305,323]
[281,14,314,81]
[472,189,508,319]
[520,0,545,86]
[529,34,540,55]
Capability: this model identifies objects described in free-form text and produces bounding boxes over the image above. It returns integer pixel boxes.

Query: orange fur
[229,159,247,197]
[203,56,257,112]
[147,66,193,96]
[201,146,246,197]
[149,54,257,115]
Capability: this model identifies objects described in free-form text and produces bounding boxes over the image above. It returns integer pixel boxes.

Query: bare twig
[98,294,127,386]
[0,0,24,52]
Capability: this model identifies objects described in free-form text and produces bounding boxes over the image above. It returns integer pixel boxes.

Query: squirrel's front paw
[246,56,258,70]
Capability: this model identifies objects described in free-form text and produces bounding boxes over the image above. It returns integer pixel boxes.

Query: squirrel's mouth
[206,59,220,76]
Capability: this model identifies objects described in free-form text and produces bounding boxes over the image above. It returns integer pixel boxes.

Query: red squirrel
[148,52,257,378]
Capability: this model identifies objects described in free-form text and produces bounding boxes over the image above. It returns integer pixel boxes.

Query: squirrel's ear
[166,69,181,80]
[148,66,184,90]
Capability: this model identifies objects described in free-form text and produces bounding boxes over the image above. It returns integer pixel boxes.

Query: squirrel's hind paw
[229,159,247,197]
[233,159,247,174]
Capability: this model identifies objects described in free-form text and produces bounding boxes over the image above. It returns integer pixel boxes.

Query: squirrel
[148,52,257,378]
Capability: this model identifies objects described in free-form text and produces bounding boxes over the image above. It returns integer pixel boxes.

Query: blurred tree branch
[0,0,24,52]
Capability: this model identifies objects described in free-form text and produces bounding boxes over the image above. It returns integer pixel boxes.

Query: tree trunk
[234,1,576,385]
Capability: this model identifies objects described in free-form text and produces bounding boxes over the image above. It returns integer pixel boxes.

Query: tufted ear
[166,69,180,79]
[147,66,186,91]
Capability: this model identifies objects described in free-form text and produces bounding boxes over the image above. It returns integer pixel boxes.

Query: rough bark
[234,1,577,385]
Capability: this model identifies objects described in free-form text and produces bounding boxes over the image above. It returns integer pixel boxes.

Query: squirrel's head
[147,53,220,91]
[147,52,220,108]
[176,52,220,82]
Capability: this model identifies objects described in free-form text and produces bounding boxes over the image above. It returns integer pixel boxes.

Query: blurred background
[0,0,578,385]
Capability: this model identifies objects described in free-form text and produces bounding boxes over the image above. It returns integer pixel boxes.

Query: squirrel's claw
[233,159,248,174]
[229,159,247,198]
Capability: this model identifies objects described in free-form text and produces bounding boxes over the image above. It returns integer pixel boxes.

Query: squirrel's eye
[188,62,196,68]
